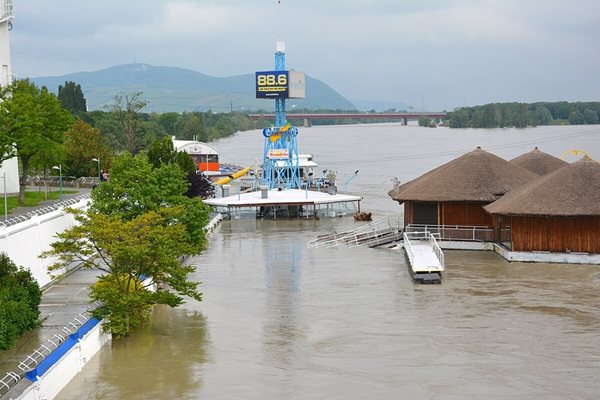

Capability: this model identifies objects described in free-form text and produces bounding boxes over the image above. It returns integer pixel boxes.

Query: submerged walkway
[0,266,99,396]
[0,187,96,397]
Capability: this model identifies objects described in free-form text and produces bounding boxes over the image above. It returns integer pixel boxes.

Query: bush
[0,253,41,350]
[186,171,215,199]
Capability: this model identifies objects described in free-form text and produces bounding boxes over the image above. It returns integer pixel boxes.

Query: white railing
[402,231,415,265]
[0,194,91,228]
[0,308,96,397]
[307,216,402,248]
[429,233,445,269]
[406,223,494,242]
[403,230,445,271]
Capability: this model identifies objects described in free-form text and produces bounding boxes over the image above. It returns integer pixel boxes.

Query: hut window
[413,202,438,225]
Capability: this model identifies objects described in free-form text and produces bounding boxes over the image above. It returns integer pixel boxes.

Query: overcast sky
[9,0,600,110]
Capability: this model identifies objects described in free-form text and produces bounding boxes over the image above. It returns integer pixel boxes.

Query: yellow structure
[214,167,252,185]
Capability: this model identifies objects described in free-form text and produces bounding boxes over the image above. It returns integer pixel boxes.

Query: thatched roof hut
[388,147,540,228]
[510,147,568,176]
[389,147,540,203]
[485,156,600,253]
[485,156,600,216]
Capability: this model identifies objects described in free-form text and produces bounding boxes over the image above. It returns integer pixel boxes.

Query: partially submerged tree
[43,152,211,336]
[43,208,201,337]
[90,152,210,251]
[0,79,74,205]
[0,253,42,350]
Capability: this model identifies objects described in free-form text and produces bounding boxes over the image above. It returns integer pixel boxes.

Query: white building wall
[0,199,89,287]
[0,0,14,87]
[0,155,20,194]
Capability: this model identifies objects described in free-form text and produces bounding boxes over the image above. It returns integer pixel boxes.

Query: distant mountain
[31,64,356,113]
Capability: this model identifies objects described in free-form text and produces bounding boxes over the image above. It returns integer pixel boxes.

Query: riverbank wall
[0,197,90,287]
[3,318,111,400]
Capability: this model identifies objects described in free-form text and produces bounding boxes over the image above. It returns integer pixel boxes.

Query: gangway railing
[307,216,402,248]
[406,223,494,242]
[403,230,445,271]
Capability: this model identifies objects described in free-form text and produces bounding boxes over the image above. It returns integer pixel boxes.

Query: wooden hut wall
[509,216,600,253]
[404,202,414,225]
[440,202,494,227]
[404,201,440,225]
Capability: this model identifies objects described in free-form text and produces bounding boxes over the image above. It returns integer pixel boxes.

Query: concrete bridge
[248,112,447,126]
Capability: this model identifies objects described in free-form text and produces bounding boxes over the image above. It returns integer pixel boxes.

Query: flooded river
[57,124,600,399]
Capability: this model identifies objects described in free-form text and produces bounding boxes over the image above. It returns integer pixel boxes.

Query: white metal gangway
[307,216,402,249]
[403,230,445,283]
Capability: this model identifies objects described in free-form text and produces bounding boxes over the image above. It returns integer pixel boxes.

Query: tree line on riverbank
[447,102,600,128]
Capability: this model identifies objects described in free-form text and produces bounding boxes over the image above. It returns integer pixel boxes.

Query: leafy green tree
[175,112,204,141]
[583,109,598,124]
[0,79,73,205]
[142,119,167,144]
[90,152,210,251]
[64,119,112,177]
[449,109,469,128]
[534,106,553,125]
[57,81,87,115]
[147,136,196,173]
[157,112,181,135]
[553,102,572,120]
[471,110,484,128]
[418,115,432,127]
[110,91,148,154]
[569,111,585,125]
[0,253,42,350]
[43,208,202,337]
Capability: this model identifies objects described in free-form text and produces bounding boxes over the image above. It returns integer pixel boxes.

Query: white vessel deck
[204,188,362,219]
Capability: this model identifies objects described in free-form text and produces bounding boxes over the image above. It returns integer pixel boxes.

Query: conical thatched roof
[485,156,600,216]
[510,147,568,176]
[388,147,540,203]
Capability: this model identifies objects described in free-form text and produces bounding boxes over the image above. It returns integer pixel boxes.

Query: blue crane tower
[256,42,306,189]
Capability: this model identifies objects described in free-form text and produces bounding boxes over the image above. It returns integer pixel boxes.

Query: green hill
[31,64,356,113]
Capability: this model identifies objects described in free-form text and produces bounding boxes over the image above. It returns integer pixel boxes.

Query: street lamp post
[52,165,63,202]
[92,158,100,180]
[1,172,7,221]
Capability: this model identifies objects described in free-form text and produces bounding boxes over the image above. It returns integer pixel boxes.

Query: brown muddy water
[56,124,599,399]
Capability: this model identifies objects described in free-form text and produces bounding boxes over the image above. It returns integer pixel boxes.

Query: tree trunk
[18,156,29,206]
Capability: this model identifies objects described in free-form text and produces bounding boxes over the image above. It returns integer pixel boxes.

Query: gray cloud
[9,0,600,110]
